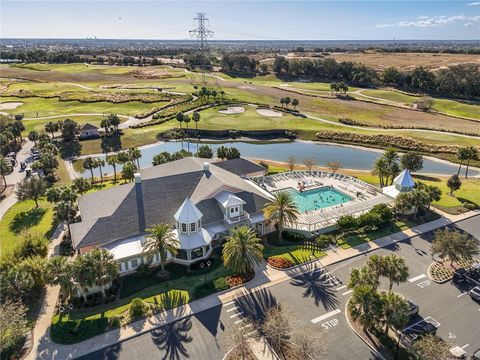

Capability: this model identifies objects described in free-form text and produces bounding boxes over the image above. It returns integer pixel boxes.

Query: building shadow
[289,271,340,310]
[74,343,123,360]
[193,304,222,337]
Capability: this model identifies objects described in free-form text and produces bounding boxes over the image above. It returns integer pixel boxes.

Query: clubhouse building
[70,157,270,274]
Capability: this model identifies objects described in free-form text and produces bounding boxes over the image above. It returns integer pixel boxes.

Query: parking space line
[462,344,469,349]
[403,316,441,332]
[311,309,341,324]
[457,292,468,298]
[224,301,235,307]
[336,285,347,291]
[240,324,253,330]
[247,330,257,336]
[230,312,243,318]
[342,290,353,296]
[234,319,244,324]
[408,274,426,282]
[226,307,238,312]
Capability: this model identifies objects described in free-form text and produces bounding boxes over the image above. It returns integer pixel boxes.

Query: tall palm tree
[192,111,201,152]
[382,254,409,293]
[382,148,400,185]
[89,249,119,298]
[372,157,388,187]
[96,158,105,183]
[128,147,142,169]
[280,98,285,108]
[143,224,179,273]
[380,292,409,335]
[456,147,469,176]
[83,157,95,183]
[107,155,118,183]
[176,112,184,150]
[465,146,479,179]
[347,285,382,332]
[183,115,191,153]
[0,155,12,193]
[263,191,299,241]
[348,266,380,290]
[45,256,74,299]
[222,226,264,275]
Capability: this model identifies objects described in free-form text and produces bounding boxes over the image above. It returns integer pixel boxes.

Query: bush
[192,277,230,299]
[135,263,150,276]
[337,215,359,232]
[50,317,109,344]
[129,298,148,319]
[214,277,230,290]
[108,316,121,329]
[259,161,269,170]
[282,231,305,242]
[267,257,294,269]
[12,232,49,260]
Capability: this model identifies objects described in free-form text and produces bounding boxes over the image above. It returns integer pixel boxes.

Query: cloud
[376,14,480,28]
[467,2,480,6]
[463,23,473,26]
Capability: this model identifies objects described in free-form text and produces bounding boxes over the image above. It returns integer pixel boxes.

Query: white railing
[224,212,250,224]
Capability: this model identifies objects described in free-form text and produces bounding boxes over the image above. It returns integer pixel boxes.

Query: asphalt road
[79,215,480,360]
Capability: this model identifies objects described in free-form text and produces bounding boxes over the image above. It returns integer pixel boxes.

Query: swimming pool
[284,187,352,213]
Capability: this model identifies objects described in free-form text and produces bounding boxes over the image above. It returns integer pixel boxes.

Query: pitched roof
[394,170,415,188]
[174,198,203,223]
[80,123,99,130]
[71,157,271,250]
[215,190,246,208]
[213,158,266,177]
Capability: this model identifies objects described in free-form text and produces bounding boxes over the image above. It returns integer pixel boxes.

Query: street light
[200,259,212,282]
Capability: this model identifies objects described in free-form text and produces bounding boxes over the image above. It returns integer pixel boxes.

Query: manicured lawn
[432,98,480,121]
[361,89,418,104]
[0,199,55,260]
[264,243,326,265]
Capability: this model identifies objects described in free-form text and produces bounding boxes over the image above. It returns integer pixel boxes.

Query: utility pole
[189,12,214,84]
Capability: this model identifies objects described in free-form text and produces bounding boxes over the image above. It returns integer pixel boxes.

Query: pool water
[284,187,352,213]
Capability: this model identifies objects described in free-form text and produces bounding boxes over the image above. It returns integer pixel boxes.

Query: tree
[107,155,119,183]
[0,300,29,357]
[0,155,12,191]
[380,292,409,335]
[411,334,452,360]
[117,151,130,164]
[54,200,78,235]
[128,147,142,169]
[152,151,171,166]
[13,231,49,260]
[183,115,191,153]
[28,130,39,146]
[176,112,184,150]
[303,157,316,170]
[372,157,388,187]
[72,177,91,195]
[88,248,119,297]
[108,114,121,134]
[280,98,285,108]
[196,145,213,159]
[336,215,358,233]
[192,111,201,151]
[286,156,296,171]
[263,191,299,241]
[222,226,264,275]
[83,157,95,183]
[100,118,111,134]
[95,158,105,183]
[431,228,479,266]
[456,147,470,176]
[217,145,228,161]
[447,174,461,195]
[15,176,47,208]
[327,161,342,172]
[11,120,25,143]
[330,82,338,94]
[348,285,382,331]
[61,118,80,142]
[348,266,380,290]
[464,146,479,179]
[381,254,409,293]
[45,256,74,299]
[291,98,299,111]
[401,152,423,173]
[122,161,137,183]
[416,182,441,209]
[372,148,401,187]
[39,150,59,176]
[225,322,254,360]
[45,121,59,139]
[290,324,328,359]
[283,97,291,109]
[143,223,179,273]
[261,305,291,355]
[225,147,240,160]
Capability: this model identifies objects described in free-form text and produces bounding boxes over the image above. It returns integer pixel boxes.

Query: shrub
[192,277,230,299]
[129,298,148,319]
[282,231,305,242]
[135,263,150,276]
[259,161,269,170]
[50,317,109,344]
[267,257,294,269]
[337,215,359,232]
[214,277,230,290]
[12,232,49,260]
[108,316,121,329]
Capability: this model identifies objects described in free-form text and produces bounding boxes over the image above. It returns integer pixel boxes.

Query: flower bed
[226,272,254,287]
[267,257,294,269]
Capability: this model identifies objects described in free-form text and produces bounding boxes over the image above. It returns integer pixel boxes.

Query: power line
[189,12,214,57]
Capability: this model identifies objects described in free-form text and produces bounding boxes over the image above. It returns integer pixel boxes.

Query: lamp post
[200,259,212,282]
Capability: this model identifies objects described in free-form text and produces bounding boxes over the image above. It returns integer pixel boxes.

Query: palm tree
[89,248,119,298]
[348,266,380,290]
[128,147,142,169]
[183,115,191,153]
[456,147,469,176]
[280,98,285,108]
[284,97,291,109]
[192,111,201,152]
[143,224,179,273]
[382,254,409,293]
[0,155,12,193]
[107,155,118,183]
[292,98,299,111]
[45,121,58,139]
[96,158,105,183]
[45,256,74,299]
[54,201,78,235]
[372,157,388,187]
[347,285,382,332]
[380,292,409,335]
[176,112,184,150]
[222,226,264,275]
[382,148,400,185]
[263,191,299,241]
[465,146,479,179]
[83,157,95,183]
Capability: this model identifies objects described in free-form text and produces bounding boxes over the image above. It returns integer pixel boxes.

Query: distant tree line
[273,56,480,98]
[220,54,258,73]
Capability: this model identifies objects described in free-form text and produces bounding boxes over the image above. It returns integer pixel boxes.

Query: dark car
[453,268,467,285]
[469,286,480,301]
[401,321,437,346]
[407,300,419,318]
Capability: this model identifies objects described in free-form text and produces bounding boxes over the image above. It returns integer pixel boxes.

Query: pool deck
[255,170,393,233]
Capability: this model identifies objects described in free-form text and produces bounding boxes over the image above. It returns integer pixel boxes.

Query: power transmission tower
[189,12,214,84]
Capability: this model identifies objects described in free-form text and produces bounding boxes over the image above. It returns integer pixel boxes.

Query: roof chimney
[203,162,210,173]
[134,173,142,184]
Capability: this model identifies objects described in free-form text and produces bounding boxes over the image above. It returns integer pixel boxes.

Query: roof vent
[134,173,142,184]
[203,162,210,173]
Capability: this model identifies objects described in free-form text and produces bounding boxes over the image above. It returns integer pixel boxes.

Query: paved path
[25,209,479,360]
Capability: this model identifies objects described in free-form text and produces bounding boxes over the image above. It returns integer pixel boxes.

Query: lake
[74,140,478,178]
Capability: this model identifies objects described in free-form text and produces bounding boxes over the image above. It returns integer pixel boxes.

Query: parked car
[472,348,480,360]
[468,286,480,301]
[407,300,419,318]
[7,152,16,159]
[453,268,467,285]
[401,321,437,346]
[452,266,480,287]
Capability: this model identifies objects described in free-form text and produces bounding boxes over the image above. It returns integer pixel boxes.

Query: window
[181,223,187,233]
[124,261,129,271]
[230,207,234,214]
[155,252,160,262]
[191,247,203,260]
[131,259,138,268]
[190,222,196,232]
[235,206,239,212]
[176,249,188,260]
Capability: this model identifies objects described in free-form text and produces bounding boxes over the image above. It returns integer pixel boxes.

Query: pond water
[74,140,478,178]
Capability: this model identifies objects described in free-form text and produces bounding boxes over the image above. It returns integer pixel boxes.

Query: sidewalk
[26,210,479,360]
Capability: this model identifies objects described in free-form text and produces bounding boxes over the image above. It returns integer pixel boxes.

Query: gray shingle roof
[80,123,99,130]
[214,158,266,177]
[71,157,271,250]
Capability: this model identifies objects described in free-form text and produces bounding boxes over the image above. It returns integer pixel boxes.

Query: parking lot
[80,215,479,360]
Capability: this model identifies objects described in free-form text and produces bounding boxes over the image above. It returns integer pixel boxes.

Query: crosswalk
[310,267,341,287]
[223,302,258,337]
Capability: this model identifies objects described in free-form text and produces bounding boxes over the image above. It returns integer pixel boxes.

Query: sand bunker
[218,106,245,115]
[256,108,283,117]
[0,102,24,110]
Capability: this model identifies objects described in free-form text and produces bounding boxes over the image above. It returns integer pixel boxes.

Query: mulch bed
[226,272,254,288]
[429,259,478,283]
[267,257,294,269]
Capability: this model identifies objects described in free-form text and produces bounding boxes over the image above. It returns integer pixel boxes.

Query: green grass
[264,244,326,265]
[360,89,418,104]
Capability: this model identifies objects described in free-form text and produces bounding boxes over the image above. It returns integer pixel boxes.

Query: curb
[427,262,452,284]
[344,299,386,360]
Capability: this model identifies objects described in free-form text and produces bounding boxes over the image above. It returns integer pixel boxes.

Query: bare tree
[286,156,296,171]
[411,334,452,360]
[327,161,343,172]
[303,157,316,170]
[261,305,291,356]
[290,324,328,360]
[225,324,255,360]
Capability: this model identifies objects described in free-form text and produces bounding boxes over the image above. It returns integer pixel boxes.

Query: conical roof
[174,198,203,223]
[394,170,415,188]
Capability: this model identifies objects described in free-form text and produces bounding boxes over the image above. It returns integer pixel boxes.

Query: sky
[1,1,479,40]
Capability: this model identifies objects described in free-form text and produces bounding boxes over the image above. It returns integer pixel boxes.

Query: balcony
[224,212,250,225]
